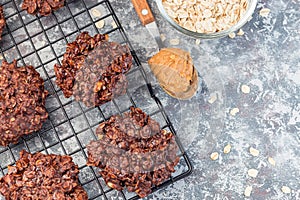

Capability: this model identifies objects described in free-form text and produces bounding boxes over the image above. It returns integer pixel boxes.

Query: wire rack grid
[0,0,193,199]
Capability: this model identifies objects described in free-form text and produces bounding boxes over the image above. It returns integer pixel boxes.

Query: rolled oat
[210,152,219,160]
[223,144,232,154]
[281,186,291,194]
[95,20,105,29]
[228,32,236,39]
[237,29,245,36]
[91,8,102,18]
[241,84,251,93]
[163,0,249,33]
[249,147,259,156]
[244,185,253,197]
[268,157,276,166]
[230,107,240,116]
[247,168,258,177]
[259,8,270,17]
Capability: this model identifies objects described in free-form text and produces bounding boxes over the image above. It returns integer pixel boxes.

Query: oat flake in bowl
[157,0,257,38]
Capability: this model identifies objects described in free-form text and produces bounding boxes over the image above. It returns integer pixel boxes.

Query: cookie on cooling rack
[22,0,65,16]
[0,150,88,200]
[54,32,133,107]
[0,60,48,146]
[0,6,5,41]
[87,107,180,198]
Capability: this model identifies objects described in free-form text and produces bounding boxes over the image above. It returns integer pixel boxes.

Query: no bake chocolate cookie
[0,60,48,146]
[22,0,65,16]
[54,32,132,107]
[0,150,88,200]
[87,107,179,198]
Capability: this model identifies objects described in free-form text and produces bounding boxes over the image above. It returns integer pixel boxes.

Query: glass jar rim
[155,0,258,39]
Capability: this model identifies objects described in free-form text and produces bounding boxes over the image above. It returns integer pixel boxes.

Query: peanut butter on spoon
[148,48,198,99]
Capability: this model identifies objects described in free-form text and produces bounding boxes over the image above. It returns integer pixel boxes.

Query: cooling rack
[0,0,193,199]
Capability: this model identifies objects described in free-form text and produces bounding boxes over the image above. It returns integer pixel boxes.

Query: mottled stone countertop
[0,0,299,199]
[110,0,300,199]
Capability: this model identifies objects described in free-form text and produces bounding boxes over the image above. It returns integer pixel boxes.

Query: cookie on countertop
[0,150,88,200]
[22,0,65,16]
[0,60,48,146]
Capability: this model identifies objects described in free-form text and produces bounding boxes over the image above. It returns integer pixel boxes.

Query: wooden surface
[131,0,155,26]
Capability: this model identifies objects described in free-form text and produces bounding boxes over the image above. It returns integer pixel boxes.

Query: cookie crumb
[244,186,253,197]
[248,169,258,178]
[281,186,291,194]
[230,108,239,116]
[195,39,201,45]
[241,84,251,93]
[249,147,259,156]
[111,21,117,29]
[268,157,276,166]
[210,152,219,160]
[223,144,231,154]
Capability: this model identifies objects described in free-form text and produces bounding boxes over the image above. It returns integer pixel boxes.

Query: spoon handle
[131,0,155,26]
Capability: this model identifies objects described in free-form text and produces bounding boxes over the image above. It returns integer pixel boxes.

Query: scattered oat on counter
[249,147,260,156]
[228,32,236,39]
[170,38,180,45]
[281,186,291,194]
[244,186,253,197]
[111,21,117,29]
[237,29,245,36]
[195,39,201,45]
[208,94,217,104]
[259,8,271,17]
[160,34,166,42]
[95,20,105,29]
[230,107,240,116]
[91,8,102,18]
[247,169,258,178]
[210,152,219,160]
[268,157,276,166]
[223,144,232,154]
[241,84,251,93]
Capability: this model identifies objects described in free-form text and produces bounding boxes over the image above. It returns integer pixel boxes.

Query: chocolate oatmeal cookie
[54,32,132,107]
[22,0,65,16]
[54,32,109,98]
[0,6,5,41]
[87,107,180,198]
[0,150,88,200]
[0,60,48,146]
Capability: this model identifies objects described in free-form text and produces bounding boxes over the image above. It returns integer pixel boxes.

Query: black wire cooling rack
[0,0,193,199]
